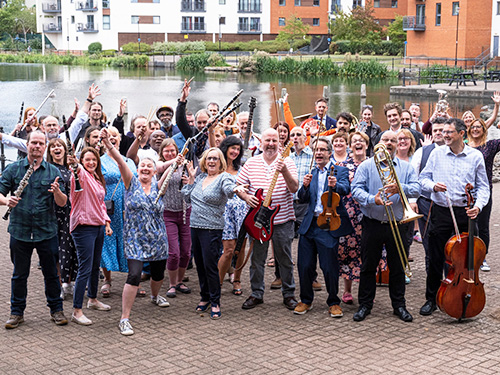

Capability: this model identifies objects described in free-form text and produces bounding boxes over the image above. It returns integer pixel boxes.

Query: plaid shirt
[290,146,313,199]
[0,158,63,242]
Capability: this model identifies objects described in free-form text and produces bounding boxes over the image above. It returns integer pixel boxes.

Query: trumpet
[374,144,422,278]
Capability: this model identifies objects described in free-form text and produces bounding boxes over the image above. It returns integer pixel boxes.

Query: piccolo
[3,159,37,221]
[62,116,83,192]
[20,89,55,132]
[15,101,24,137]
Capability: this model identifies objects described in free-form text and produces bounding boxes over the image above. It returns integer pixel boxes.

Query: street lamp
[454,6,460,67]
[137,18,141,54]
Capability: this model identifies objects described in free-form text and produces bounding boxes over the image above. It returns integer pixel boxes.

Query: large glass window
[435,3,441,26]
[103,15,110,29]
[391,0,397,8]
[131,15,139,24]
[102,0,110,8]
[153,16,160,24]
[374,0,380,7]
[250,17,260,30]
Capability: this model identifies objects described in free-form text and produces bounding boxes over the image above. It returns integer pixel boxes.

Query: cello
[316,165,341,231]
[436,184,486,321]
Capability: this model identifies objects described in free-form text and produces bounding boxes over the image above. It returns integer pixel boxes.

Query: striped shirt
[237,154,297,225]
[70,166,110,233]
[290,146,313,200]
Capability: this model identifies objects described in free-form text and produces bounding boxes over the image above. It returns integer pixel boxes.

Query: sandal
[232,280,242,296]
[210,305,221,320]
[195,301,211,313]
[266,258,275,267]
[101,280,111,298]
[342,292,353,304]
[166,287,176,298]
[175,283,191,294]
[137,288,146,297]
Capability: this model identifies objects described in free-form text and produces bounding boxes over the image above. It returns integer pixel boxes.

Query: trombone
[374,144,422,278]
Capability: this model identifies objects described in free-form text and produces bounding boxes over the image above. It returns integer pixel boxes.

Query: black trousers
[417,197,432,273]
[426,204,469,303]
[358,217,410,310]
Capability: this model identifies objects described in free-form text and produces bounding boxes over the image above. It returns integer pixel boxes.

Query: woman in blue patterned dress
[100,128,170,336]
[99,126,137,298]
[337,131,368,304]
[217,136,247,295]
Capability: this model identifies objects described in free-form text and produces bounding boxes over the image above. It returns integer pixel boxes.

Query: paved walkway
[1,186,500,374]
[390,82,500,99]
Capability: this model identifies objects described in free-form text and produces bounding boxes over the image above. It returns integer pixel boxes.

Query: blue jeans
[72,225,104,309]
[10,235,62,315]
[191,228,222,307]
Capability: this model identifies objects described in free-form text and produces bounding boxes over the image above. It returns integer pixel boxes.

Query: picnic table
[449,72,477,86]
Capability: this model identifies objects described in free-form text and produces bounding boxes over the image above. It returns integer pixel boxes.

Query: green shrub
[152,41,206,54]
[207,53,227,67]
[176,52,210,71]
[329,40,403,56]
[88,42,102,54]
[121,42,151,53]
[102,49,116,57]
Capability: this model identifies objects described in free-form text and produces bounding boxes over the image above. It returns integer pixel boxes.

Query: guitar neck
[263,169,280,208]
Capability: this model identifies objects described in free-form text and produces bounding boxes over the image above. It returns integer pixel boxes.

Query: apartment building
[492,0,500,57]
[403,0,492,63]
[37,0,339,51]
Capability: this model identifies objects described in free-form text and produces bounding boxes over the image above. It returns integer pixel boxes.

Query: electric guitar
[243,141,293,243]
[241,96,257,164]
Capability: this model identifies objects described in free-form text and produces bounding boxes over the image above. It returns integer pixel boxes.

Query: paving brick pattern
[1,187,500,374]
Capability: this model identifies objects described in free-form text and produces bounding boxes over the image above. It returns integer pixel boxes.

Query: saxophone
[3,159,37,220]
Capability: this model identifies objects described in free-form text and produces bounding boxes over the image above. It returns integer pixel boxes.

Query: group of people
[1,80,498,334]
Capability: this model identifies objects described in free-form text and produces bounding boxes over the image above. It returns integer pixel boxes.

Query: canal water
[0,63,491,164]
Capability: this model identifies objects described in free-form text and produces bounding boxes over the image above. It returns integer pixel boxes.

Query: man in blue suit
[312,98,337,130]
[294,137,353,318]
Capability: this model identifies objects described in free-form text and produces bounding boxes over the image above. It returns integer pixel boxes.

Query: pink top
[237,154,297,225]
[70,166,110,233]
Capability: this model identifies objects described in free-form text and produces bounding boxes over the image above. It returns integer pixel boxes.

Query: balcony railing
[76,1,98,11]
[43,23,62,33]
[403,16,425,31]
[238,23,261,33]
[42,2,61,12]
[181,1,206,12]
[238,2,262,12]
[181,22,206,32]
[77,22,99,32]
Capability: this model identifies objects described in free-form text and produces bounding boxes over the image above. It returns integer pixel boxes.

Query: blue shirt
[352,156,420,222]
[419,144,490,210]
[314,163,330,214]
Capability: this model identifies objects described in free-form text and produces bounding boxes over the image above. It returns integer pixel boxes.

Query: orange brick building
[403,0,491,63]
[270,0,329,36]
[368,0,408,27]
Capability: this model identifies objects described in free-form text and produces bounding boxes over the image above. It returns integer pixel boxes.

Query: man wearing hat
[157,105,180,138]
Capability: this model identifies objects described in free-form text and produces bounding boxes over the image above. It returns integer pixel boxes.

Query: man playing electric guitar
[236,128,299,311]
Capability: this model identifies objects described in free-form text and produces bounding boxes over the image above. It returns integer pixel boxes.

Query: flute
[14,101,24,137]
[62,116,83,192]
[3,159,37,220]
[20,89,55,132]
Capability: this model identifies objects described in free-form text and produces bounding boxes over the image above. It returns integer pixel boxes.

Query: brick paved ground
[1,187,500,374]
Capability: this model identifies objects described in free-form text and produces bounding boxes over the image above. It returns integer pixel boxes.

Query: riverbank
[390,81,500,99]
[0,53,149,67]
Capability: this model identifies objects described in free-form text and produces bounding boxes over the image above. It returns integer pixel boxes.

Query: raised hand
[180,78,192,102]
[88,83,101,101]
[118,98,127,117]
[491,91,500,106]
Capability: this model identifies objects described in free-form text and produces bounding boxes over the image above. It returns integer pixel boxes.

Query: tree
[276,15,310,50]
[329,4,384,43]
[387,15,406,42]
[0,0,36,41]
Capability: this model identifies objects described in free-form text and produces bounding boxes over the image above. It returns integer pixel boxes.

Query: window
[374,0,380,7]
[313,0,319,5]
[103,15,110,29]
[497,1,500,15]
[219,16,225,24]
[182,16,191,29]
[352,0,362,8]
[250,17,260,31]
[131,15,139,24]
[102,0,110,8]
[131,0,137,2]
[194,0,204,11]
[312,18,319,26]
[71,15,75,24]
[153,16,160,24]
[194,16,204,30]
[452,1,459,15]
[219,0,226,3]
[279,0,285,5]
[331,0,341,12]
[153,0,159,2]
[391,0,397,8]
[435,3,441,26]
[279,17,285,26]
[295,0,301,5]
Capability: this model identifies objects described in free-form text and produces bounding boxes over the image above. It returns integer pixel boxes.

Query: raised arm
[487,91,500,129]
[100,128,133,188]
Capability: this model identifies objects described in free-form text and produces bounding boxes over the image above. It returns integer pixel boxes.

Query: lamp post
[137,18,141,54]
[454,6,460,67]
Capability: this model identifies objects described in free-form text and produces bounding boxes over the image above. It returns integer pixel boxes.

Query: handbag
[105,177,121,216]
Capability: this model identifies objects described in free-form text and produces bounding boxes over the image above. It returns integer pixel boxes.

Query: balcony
[76,1,98,11]
[238,23,261,33]
[238,2,262,13]
[181,22,206,33]
[77,23,99,32]
[43,23,62,33]
[42,2,61,13]
[181,1,206,12]
[403,16,425,31]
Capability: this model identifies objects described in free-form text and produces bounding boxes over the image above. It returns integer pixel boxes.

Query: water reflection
[0,63,493,163]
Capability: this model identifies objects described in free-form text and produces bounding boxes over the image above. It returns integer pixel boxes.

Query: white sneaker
[62,283,73,296]
[87,300,111,311]
[119,320,134,336]
[71,313,93,326]
[151,295,170,308]
[480,260,491,272]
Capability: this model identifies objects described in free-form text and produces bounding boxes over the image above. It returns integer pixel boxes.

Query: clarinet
[15,101,24,138]
[3,159,37,220]
[62,116,83,192]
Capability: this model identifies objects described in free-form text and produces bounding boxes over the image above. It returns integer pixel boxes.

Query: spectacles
[470,125,483,130]
[411,103,420,107]
[206,156,220,161]
[351,139,366,144]
[398,137,411,142]
[290,133,303,137]
[315,148,329,153]
[442,130,457,135]
[381,139,397,143]
[362,105,373,110]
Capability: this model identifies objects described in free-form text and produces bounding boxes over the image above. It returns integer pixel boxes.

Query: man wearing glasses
[418,118,489,316]
[351,131,420,322]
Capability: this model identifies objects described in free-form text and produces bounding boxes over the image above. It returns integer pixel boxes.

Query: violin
[436,183,486,321]
[317,165,341,231]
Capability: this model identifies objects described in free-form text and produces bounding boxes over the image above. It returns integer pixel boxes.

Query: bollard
[403,68,406,87]
[323,86,329,98]
[485,65,488,91]
[418,67,421,85]
[360,84,367,98]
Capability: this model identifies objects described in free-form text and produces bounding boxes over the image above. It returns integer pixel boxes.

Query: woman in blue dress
[99,126,137,298]
[100,128,170,336]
